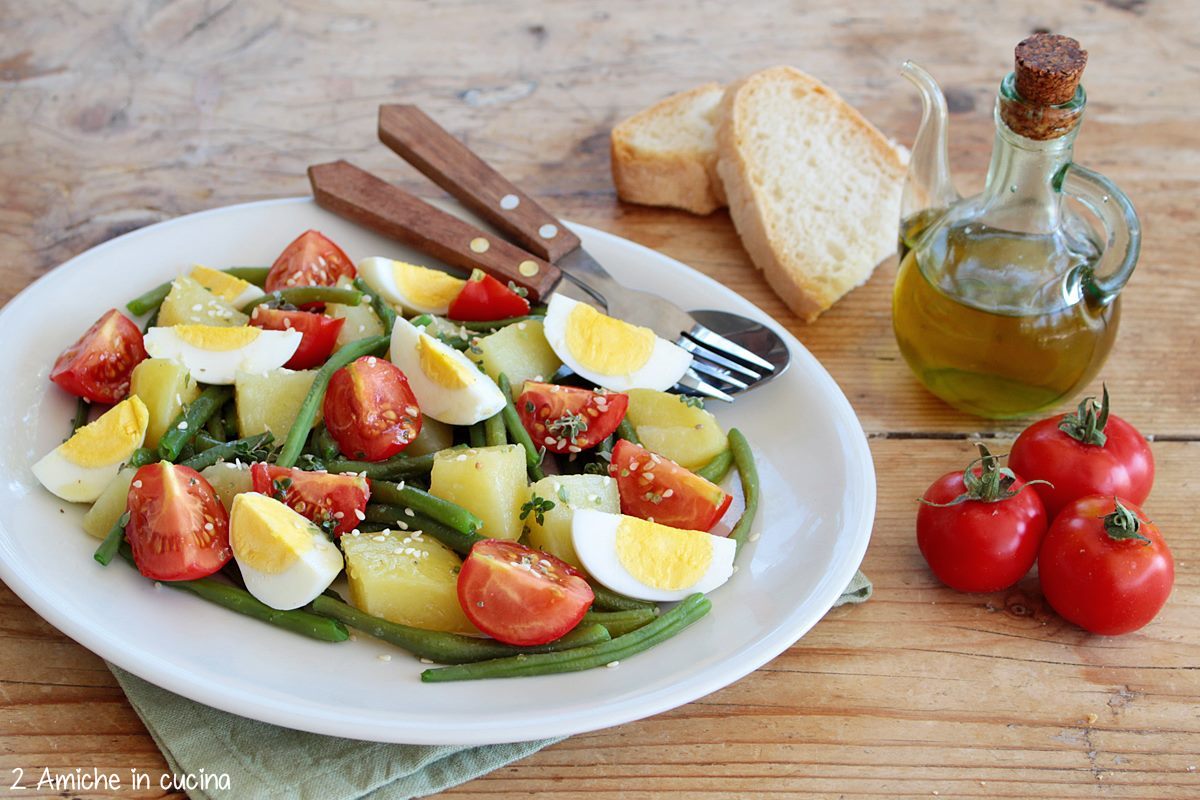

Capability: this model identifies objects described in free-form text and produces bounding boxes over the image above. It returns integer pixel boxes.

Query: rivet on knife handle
[378,104,582,263]
[308,160,560,302]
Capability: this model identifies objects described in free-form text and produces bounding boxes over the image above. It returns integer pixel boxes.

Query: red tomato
[323,356,422,461]
[1010,388,1154,519]
[50,309,147,403]
[1039,496,1174,635]
[447,269,531,321]
[517,382,628,454]
[457,539,593,645]
[264,230,356,292]
[916,445,1047,592]
[125,462,231,581]
[250,464,369,538]
[609,439,731,531]
[249,306,344,369]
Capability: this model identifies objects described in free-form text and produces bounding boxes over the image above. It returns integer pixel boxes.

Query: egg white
[571,508,736,601]
[32,398,148,503]
[143,326,301,385]
[237,540,344,611]
[389,317,505,425]
[358,256,465,315]
[542,295,692,392]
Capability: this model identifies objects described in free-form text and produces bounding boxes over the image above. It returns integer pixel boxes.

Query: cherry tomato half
[125,462,231,581]
[457,539,593,646]
[323,356,422,461]
[916,449,1047,593]
[1010,391,1154,519]
[249,306,345,370]
[517,382,628,454]
[265,230,356,292]
[250,464,370,538]
[610,439,731,531]
[447,269,530,321]
[50,309,147,403]
[1038,495,1174,635]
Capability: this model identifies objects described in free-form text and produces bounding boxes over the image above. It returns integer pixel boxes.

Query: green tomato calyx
[1102,498,1152,545]
[1059,384,1110,447]
[920,443,1050,507]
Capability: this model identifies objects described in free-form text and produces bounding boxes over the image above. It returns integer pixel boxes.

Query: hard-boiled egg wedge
[229,492,343,611]
[389,317,505,425]
[358,256,466,315]
[543,295,692,391]
[33,396,149,503]
[571,508,736,602]
[189,265,264,308]
[143,324,301,385]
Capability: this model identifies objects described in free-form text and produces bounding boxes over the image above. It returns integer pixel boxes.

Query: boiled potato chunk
[525,474,619,570]
[158,275,249,327]
[404,415,454,457]
[200,463,253,512]
[81,467,136,539]
[342,529,474,634]
[129,358,201,448]
[235,368,318,438]
[625,388,726,470]
[429,444,526,540]
[328,276,385,350]
[468,320,562,397]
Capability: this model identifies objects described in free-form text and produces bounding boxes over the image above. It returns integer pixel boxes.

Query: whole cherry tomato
[917,444,1048,592]
[1010,387,1154,519]
[1038,496,1174,635]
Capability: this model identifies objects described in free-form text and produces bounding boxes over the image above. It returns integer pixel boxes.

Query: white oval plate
[0,198,873,745]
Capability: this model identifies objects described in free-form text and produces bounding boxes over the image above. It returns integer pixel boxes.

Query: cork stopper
[1014,34,1088,105]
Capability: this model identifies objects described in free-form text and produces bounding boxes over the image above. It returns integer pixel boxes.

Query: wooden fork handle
[307,160,560,302]
[378,104,582,263]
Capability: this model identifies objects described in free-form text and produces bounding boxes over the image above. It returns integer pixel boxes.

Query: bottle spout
[901,61,959,221]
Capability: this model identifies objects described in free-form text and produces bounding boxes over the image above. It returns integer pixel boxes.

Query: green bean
[370,481,482,534]
[467,422,485,448]
[192,431,223,452]
[239,286,362,313]
[421,593,710,682]
[588,581,656,612]
[127,282,172,316]
[727,428,759,555]
[353,277,396,336]
[696,447,734,484]
[205,406,227,441]
[315,425,340,462]
[362,505,484,555]
[409,314,433,327]
[448,315,545,332]
[71,397,90,434]
[498,374,544,480]
[141,307,160,333]
[275,335,389,468]
[616,418,640,445]
[224,266,270,286]
[309,595,608,663]
[93,512,129,566]
[324,445,464,481]
[582,607,660,637]
[180,432,273,471]
[484,411,507,447]
[222,398,240,437]
[157,386,233,462]
[126,448,158,469]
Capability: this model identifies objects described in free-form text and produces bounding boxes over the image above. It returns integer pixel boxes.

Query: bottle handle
[1059,163,1141,301]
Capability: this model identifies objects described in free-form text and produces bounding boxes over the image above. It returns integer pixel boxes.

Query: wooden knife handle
[307,160,560,302]
[378,104,582,263]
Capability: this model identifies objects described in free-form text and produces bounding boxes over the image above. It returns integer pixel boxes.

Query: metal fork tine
[686,324,776,372]
[680,338,762,382]
[676,370,735,403]
[689,360,750,391]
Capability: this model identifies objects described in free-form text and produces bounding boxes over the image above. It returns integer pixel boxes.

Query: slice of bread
[715,66,906,322]
[611,83,725,215]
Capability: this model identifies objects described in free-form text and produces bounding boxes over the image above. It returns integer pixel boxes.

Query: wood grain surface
[2,1,1198,798]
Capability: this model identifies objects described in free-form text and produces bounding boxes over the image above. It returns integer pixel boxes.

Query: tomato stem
[1058,384,1110,446]
[919,443,1052,507]
[1102,498,1152,545]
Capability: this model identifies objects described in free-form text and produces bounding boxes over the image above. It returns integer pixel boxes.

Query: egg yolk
[190,265,253,303]
[565,303,655,375]
[173,324,261,351]
[59,396,149,467]
[392,261,466,308]
[615,516,713,590]
[230,492,315,573]
[417,333,473,389]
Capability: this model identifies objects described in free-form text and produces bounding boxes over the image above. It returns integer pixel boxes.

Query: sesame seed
[348,634,357,641]
[204,522,214,531]
[404,508,415,517]
[191,304,203,311]
[378,654,392,662]
[178,421,188,430]
[662,489,673,498]
[132,480,143,488]
[393,547,403,554]
[749,532,761,542]
[419,657,434,664]
[606,661,620,668]
[398,521,409,530]
[517,322,526,330]
[373,534,387,542]
[333,511,345,519]
[154,582,163,590]
[354,509,366,520]
[732,565,740,574]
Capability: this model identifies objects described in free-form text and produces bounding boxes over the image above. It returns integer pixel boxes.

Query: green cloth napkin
[108,570,871,800]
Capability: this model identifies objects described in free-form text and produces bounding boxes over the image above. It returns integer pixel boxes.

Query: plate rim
[0,196,875,744]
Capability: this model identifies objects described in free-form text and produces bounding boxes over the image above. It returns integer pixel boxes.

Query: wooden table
[3,2,1198,797]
